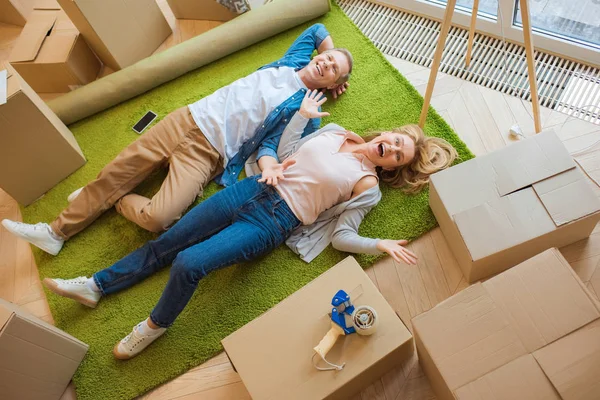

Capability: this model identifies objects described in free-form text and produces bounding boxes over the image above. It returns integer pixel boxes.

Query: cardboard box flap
[34,0,61,10]
[430,156,499,218]
[533,319,600,400]
[9,12,58,62]
[533,168,600,226]
[6,69,22,98]
[454,354,560,400]
[492,130,576,197]
[412,284,528,391]
[0,298,88,350]
[454,188,556,261]
[482,248,600,353]
[36,33,79,63]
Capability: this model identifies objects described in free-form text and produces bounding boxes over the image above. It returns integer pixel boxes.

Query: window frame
[376,0,599,67]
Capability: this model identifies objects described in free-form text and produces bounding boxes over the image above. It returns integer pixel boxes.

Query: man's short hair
[328,48,353,85]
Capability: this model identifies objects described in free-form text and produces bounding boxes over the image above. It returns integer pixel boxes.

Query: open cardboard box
[0,297,88,399]
[222,256,414,400]
[430,130,600,282]
[413,248,600,400]
[57,0,172,70]
[8,0,101,93]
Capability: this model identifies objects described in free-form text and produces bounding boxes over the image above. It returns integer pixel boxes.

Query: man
[2,23,353,256]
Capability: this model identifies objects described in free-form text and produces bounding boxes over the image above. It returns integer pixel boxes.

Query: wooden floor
[2,2,600,399]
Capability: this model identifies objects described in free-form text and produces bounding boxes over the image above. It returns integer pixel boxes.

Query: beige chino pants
[50,107,222,239]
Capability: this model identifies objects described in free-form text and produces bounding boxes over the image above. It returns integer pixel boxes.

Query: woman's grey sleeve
[331,206,383,255]
[277,112,310,160]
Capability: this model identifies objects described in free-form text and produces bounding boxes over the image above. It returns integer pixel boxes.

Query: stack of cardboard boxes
[8,1,101,93]
[412,130,600,399]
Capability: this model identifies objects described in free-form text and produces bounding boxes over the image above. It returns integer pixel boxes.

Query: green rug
[22,3,473,399]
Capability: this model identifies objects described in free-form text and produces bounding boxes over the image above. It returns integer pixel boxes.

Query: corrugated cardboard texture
[532,168,600,226]
[412,284,528,394]
[490,131,575,197]
[8,7,100,92]
[222,256,413,400]
[413,248,600,400]
[167,0,238,21]
[0,0,31,26]
[0,69,86,205]
[454,354,560,400]
[482,249,600,352]
[0,297,88,400]
[533,319,600,400]
[429,130,600,282]
[57,0,171,70]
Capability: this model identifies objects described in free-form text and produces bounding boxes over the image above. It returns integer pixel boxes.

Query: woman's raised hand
[376,239,418,265]
[258,159,297,186]
[299,89,330,119]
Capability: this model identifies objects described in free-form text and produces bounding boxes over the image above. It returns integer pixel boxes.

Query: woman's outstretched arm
[331,177,418,265]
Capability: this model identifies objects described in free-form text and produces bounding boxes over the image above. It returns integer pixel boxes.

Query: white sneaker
[67,187,83,203]
[2,220,64,256]
[113,322,166,360]
[43,276,101,308]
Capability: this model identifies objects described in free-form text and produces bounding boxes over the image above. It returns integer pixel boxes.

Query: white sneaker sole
[113,343,134,360]
[113,334,163,360]
[2,222,61,256]
[42,278,98,308]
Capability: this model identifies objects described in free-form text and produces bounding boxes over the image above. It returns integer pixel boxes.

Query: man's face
[305,50,350,89]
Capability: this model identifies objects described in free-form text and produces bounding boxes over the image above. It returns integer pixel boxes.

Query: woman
[43,90,457,359]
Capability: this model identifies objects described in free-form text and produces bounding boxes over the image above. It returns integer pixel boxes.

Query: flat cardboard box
[57,0,172,70]
[222,256,414,400]
[0,297,88,400]
[8,1,101,92]
[167,0,241,21]
[429,130,600,282]
[412,248,600,400]
[0,67,86,205]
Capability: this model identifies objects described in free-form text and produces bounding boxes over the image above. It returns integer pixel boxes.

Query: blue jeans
[93,175,300,328]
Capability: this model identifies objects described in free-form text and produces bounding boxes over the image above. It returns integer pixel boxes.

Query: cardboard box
[412,248,600,400]
[0,67,86,205]
[222,256,414,400]
[0,0,34,26]
[57,0,172,71]
[8,1,101,93]
[166,0,247,21]
[0,297,88,400]
[429,130,600,283]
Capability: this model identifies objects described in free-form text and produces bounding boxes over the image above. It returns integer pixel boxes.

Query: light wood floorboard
[1,6,600,400]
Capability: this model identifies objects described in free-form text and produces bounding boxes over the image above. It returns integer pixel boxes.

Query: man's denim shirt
[215,23,330,186]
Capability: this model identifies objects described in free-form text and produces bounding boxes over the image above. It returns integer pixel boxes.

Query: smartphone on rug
[132,111,158,134]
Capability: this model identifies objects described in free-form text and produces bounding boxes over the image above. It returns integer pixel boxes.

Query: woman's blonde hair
[364,124,458,194]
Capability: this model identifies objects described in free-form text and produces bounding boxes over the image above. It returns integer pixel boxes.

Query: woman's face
[365,132,416,169]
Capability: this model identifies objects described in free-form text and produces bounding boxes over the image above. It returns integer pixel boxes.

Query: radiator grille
[338,0,600,124]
